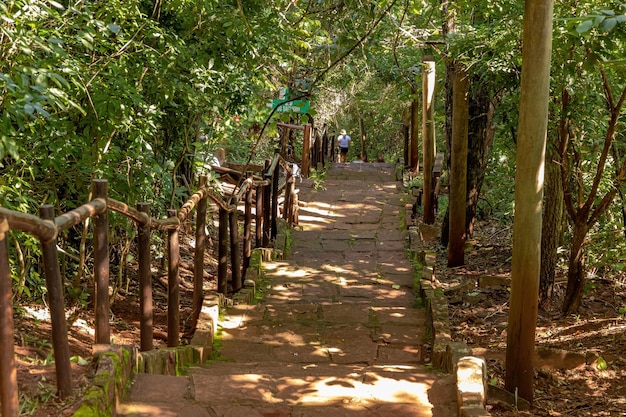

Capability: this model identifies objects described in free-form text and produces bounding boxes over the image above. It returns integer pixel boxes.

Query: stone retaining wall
[408,223,491,417]
[72,247,272,416]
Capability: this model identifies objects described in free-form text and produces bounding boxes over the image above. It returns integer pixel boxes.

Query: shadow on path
[118,162,456,417]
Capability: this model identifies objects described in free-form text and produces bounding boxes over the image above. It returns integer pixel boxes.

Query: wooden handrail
[0,207,57,243]
[107,198,151,226]
[0,160,301,407]
[55,198,107,232]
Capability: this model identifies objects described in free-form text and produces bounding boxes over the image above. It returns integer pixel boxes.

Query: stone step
[118,364,457,417]
[117,163,458,417]
[217,303,426,366]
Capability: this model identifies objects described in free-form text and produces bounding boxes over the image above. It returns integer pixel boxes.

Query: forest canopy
[1,0,625,314]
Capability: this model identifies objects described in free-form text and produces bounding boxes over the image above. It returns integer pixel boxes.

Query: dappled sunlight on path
[118,162,456,417]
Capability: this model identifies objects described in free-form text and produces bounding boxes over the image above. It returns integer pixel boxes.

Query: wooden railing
[0,153,297,417]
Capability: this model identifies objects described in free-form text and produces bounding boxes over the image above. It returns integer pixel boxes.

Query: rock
[487,384,531,411]
[456,356,487,410]
[478,275,510,289]
[535,347,586,370]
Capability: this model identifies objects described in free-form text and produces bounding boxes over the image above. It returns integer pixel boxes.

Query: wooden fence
[0,152,298,417]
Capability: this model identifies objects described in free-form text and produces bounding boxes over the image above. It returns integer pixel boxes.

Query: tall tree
[552,7,626,314]
[440,0,522,245]
[505,0,553,403]
[448,62,469,267]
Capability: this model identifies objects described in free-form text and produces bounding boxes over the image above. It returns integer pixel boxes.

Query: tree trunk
[422,56,436,224]
[448,63,469,267]
[562,222,588,315]
[559,79,626,314]
[358,115,368,161]
[541,89,569,306]
[441,76,501,247]
[466,80,500,237]
[611,143,626,239]
[505,0,553,403]
[441,0,455,170]
[409,89,420,172]
[440,0,454,248]
[540,143,564,305]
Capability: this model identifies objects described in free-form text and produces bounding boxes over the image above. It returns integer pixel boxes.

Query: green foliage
[308,167,327,191]
[0,0,315,299]
[3,0,623,312]
[570,5,626,34]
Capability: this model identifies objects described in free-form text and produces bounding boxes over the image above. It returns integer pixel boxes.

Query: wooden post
[191,176,208,329]
[448,63,470,267]
[230,210,242,291]
[39,205,72,398]
[218,207,229,294]
[243,180,253,278]
[422,56,437,224]
[263,169,271,247]
[316,129,324,168]
[302,124,312,176]
[167,209,180,347]
[271,160,280,240]
[255,183,263,248]
[137,203,153,352]
[92,179,110,345]
[285,169,296,225]
[505,0,554,403]
[410,92,420,172]
[284,167,293,221]
[0,217,18,417]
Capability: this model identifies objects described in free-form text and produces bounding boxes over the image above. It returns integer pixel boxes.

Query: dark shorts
[339,147,349,154]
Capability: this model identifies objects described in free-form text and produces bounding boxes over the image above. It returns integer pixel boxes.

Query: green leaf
[108,23,121,34]
[70,355,90,366]
[24,104,35,115]
[593,15,606,26]
[597,356,607,370]
[600,9,615,16]
[47,0,64,9]
[601,17,617,31]
[33,103,50,117]
[576,20,594,33]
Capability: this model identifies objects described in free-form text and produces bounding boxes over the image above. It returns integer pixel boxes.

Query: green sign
[268,98,310,114]
[267,87,310,113]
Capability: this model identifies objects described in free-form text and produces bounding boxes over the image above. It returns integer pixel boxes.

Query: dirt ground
[434,220,626,417]
[11,215,626,416]
[14,228,215,417]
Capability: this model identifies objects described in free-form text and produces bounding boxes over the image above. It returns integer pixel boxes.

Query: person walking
[337,129,351,163]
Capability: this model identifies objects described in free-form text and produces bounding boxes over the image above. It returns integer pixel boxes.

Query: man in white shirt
[337,129,351,163]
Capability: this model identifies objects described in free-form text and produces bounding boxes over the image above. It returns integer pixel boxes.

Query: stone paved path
[118,163,456,417]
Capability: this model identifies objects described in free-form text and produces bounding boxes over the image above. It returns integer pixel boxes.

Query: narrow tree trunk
[441,78,501,247]
[505,0,554,403]
[540,146,564,305]
[541,89,569,305]
[466,81,500,236]
[358,115,368,161]
[611,144,626,239]
[410,90,420,172]
[422,56,437,224]
[562,222,589,315]
[448,63,469,267]
[441,0,455,168]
